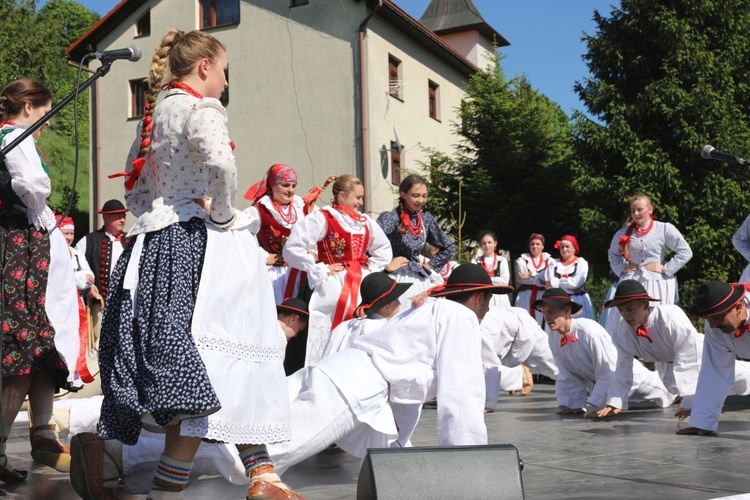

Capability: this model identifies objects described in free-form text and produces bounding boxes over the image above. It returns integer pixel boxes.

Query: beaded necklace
[480,253,497,277]
[400,209,423,237]
[271,198,298,225]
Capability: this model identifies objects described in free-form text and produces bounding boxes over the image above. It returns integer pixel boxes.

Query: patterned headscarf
[244,164,298,203]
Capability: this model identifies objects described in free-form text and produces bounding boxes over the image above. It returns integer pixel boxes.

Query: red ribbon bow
[636,324,653,343]
[560,333,577,347]
[735,323,750,339]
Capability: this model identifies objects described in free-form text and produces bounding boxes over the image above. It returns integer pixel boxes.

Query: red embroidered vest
[316,210,370,265]
[256,203,291,254]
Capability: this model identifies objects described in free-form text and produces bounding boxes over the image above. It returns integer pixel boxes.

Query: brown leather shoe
[31,424,71,472]
[70,432,120,500]
[247,480,306,500]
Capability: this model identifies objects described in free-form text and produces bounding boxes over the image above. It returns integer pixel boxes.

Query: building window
[135,10,150,37]
[130,78,148,118]
[388,55,403,100]
[200,0,240,29]
[291,0,309,6]
[428,80,440,121]
[391,142,402,185]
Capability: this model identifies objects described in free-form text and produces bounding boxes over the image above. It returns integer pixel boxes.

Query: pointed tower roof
[419,0,509,46]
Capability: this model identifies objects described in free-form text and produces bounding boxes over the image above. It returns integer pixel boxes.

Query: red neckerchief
[735,323,750,339]
[558,256,577,278]
[400,209,423,237]
[332,203,367,222]
[636,324,653,343]
[560,332,576,347]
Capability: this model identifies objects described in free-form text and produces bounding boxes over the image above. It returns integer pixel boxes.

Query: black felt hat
[531,287,582,314]
[97,199,128,214]
[276,298,309,318]
[428,263,513,298]
[689,281,746,317]
[354,272,412,318]
[603,280,660,309]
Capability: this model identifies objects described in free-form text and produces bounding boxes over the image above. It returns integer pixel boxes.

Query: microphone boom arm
[0,59,114,163]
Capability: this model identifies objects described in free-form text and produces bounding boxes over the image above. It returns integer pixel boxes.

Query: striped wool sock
[153,454,191,490]
[239,445,286,488]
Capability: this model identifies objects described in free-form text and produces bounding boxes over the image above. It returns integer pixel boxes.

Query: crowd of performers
[4,26,750,500]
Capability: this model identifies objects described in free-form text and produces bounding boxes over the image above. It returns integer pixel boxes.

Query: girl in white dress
[90,29,299,500]
[515,233,550,323]
[475,230,511,309]
[283,174,392,366]
[545,234,595,320]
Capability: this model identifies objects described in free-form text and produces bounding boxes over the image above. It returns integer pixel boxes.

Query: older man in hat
[74,200,129,340]
[265,263,513,474]
[534,288,673,415]
[676,281,750,435]
[591,279,702,418]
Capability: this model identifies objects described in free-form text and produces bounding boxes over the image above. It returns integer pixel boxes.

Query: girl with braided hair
[71,29,300,500]
[376,174,454,308]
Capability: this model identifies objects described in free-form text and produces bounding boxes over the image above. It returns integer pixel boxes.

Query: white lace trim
[32,205,57,232]
[193,334,285,363]
[180,415,291,444]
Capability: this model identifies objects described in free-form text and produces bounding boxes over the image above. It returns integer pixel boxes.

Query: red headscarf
[244,164,298,203]
[554,234,579,255]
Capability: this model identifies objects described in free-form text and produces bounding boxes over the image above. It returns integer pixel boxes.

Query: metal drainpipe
[357,0,383,213]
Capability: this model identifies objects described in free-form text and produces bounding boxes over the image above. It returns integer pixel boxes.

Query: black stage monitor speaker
[357,444,524,500]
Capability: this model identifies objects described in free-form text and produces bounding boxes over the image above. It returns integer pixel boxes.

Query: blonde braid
[137,29,183,159]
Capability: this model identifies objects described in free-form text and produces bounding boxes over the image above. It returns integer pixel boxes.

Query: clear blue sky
[51,0,614,116]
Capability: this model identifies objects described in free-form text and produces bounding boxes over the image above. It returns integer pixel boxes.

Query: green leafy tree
[572,0,750,310]
[424,56,575,265]
[0,1,98,214]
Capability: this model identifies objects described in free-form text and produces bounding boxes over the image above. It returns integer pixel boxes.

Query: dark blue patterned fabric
[376,209,454,277]
[98,218,220,445]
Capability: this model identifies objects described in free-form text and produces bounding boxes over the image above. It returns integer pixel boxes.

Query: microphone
[85,45,142,62]
[700,145,750,167]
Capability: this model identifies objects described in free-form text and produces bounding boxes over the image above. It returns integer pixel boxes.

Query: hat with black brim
[354,272,412,318]
[689,281,747,317]
[428,263,513,298]
[603,279,660,309]
[532,287,582,314]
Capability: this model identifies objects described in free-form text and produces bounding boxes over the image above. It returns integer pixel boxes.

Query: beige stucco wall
[85,0,474,229]
[362,17,470,218]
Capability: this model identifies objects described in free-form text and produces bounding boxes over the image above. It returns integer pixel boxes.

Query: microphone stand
[0,60,113,163]
[0,57,113,465]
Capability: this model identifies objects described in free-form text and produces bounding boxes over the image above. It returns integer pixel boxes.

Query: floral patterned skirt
[0,214,67,384]
[98,218,220,445]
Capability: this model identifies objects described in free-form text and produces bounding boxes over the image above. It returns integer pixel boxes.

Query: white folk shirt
[690,295,750,431]
[74,232,126,279]
[482,306,547,366]
[321,314,387,358]
[544,256,590,293]
[547,318,617,409]
[122,90,250,235]
[1,124,56,231]
[607,305,701,410]
[352,298,487,446]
